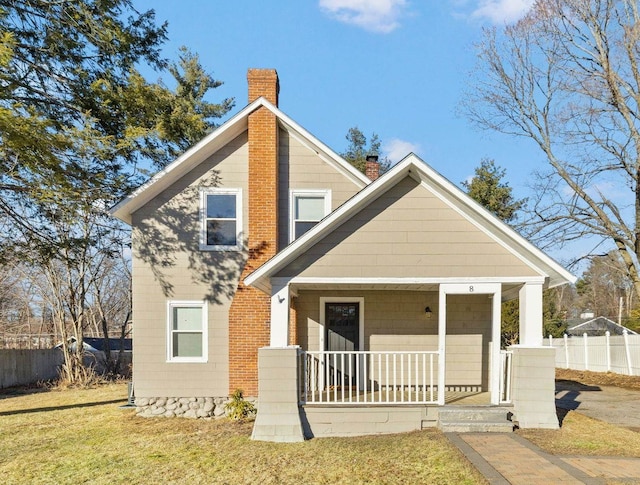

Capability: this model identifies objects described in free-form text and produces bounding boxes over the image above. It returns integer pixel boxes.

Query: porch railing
[499,350,513,404]
[300,351,439,405]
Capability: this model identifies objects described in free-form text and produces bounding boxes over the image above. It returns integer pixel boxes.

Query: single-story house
[111,69,575,441]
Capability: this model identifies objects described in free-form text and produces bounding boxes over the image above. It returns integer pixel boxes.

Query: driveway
[556,378,640,428]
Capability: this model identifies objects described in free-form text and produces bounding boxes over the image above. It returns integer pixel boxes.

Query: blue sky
[131,0,592,265]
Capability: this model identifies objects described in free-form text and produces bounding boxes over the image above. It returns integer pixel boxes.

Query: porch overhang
[264,275,546,406]
[269,276,546,301]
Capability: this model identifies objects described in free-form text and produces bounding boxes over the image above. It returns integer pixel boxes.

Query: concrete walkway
[446,381,640,484]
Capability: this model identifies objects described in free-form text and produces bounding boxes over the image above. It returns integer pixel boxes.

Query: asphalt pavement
[555,378,640,428]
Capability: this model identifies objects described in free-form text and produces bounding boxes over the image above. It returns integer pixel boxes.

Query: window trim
[289,189,331,243]
[199,188,243,251]
[166,300,208,363]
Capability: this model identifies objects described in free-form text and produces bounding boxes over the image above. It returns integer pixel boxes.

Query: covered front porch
[247,277,558,441]
[271,278,542,408]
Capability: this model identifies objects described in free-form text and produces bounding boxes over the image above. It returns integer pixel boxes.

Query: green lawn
[0,383,484,484]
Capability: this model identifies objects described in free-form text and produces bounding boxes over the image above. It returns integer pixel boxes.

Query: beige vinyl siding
[295,291,492,391]
[277,176,540,279]
[277,129,362,248]
[130,132,248,398]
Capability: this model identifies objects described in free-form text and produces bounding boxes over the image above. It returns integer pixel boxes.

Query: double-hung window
[289,189,331,242]
[167,301,207,362]
[200,188,242,250]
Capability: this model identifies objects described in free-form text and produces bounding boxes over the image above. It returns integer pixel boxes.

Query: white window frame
[289,189,331,242]
[199,188,243,251]
[167,300,208,363]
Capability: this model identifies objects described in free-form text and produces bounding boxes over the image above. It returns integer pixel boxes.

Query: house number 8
[469,286,474,292]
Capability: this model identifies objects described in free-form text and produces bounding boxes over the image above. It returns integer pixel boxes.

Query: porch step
[437,406,514,433]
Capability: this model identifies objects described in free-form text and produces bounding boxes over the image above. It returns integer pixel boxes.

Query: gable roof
[567,317,637,336]
[244,153,576,293]
[110,97,370,224]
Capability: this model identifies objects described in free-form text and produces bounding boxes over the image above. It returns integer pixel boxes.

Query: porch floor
[445,391,491,405]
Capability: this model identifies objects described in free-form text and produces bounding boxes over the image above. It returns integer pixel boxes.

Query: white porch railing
[499,350,513,404]
[300,351,439,405]
[299,349,514,405]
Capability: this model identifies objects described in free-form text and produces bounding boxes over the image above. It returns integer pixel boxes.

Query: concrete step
[437,406,514,433]
[439,421,514,433]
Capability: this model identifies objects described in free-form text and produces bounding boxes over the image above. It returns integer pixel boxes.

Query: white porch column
[519,282,544,347]
[437,288,447,405]
[270,279,290,347]
[440,283,502,406]
[490,289,502,405]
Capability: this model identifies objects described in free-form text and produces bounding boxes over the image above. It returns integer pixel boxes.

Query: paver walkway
[447,432,640,484]
[446,379,640,483]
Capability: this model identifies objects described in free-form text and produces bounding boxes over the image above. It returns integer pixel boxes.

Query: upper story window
[200,188,242,251]
[167,300,207,363]
[289,189,331,242]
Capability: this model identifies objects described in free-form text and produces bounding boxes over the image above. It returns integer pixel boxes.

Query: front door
[326,302,359,352]
[325,302,359,388]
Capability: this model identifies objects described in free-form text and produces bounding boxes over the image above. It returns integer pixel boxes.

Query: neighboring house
[567,317,638,337]
[111,69,575,441]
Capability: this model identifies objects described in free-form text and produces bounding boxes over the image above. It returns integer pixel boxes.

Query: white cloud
[383,138,421,164]
[469,0,534,24]
[319,0,408,33]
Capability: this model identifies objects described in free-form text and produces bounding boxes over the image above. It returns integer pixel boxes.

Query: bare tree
[576,251,636,320]
[89,252,132,376]
[463,0,640,298]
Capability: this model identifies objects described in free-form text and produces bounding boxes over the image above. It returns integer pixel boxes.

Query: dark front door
[325,303,360,388]
[326,302,360,351]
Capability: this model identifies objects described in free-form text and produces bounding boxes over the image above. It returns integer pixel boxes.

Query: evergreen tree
[0,1,233,382]
[461,159,524,224]
[464,159,527,346]
[341,126,390,174]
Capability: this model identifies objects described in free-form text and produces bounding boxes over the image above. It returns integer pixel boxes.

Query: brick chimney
[228,69,280,396]
[365,155,380,181]
[248,68,279,105]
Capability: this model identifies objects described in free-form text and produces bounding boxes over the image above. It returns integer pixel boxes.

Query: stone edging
[135,396,257,419]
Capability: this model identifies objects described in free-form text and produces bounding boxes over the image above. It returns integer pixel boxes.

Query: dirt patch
[556,368,640,391]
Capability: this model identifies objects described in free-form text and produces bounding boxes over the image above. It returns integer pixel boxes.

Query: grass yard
[518,410,640,458]
[0,383,485,484]
[516,368,640,458]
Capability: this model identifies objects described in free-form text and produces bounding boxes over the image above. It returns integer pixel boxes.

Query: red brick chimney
[365,155,380,181]
[228,69,280,396]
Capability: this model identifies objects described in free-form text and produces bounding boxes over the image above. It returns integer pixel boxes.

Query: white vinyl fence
[546,331,640,376]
